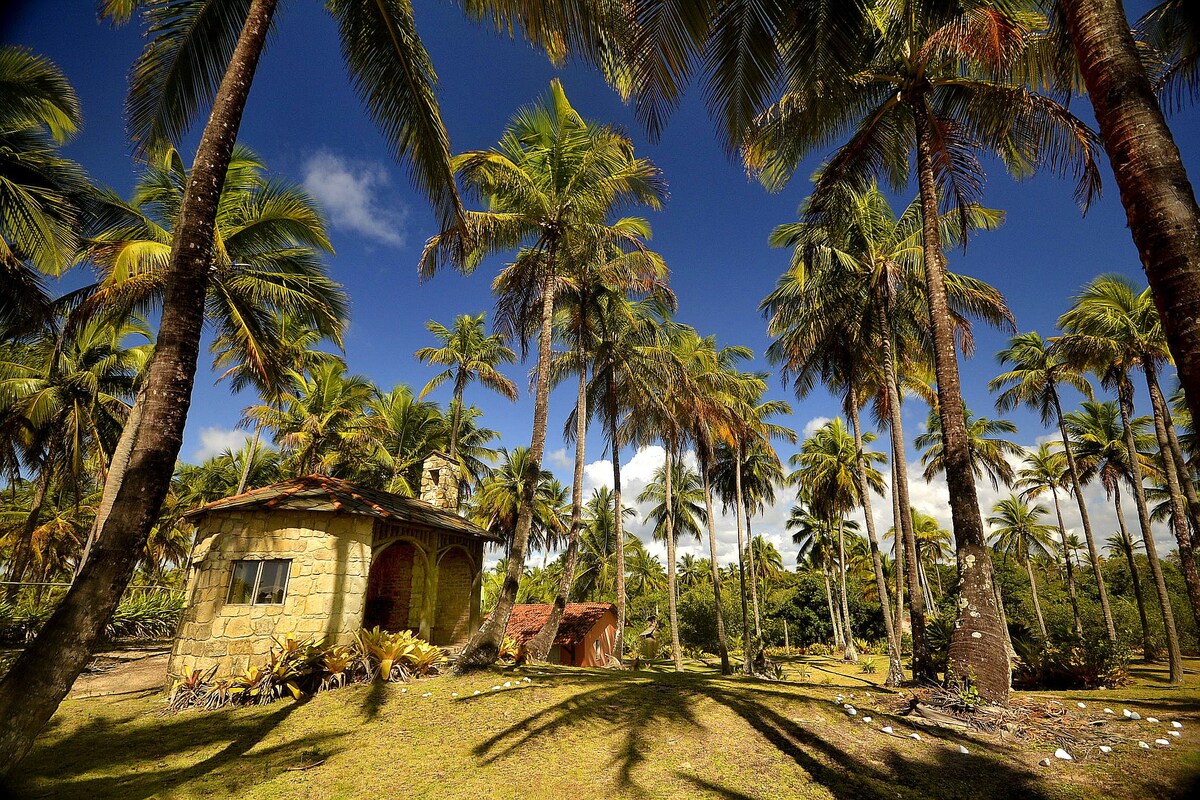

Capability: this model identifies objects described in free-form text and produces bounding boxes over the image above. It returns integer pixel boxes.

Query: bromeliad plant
[164,628,448,713]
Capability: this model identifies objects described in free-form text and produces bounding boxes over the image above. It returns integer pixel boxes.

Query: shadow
[6,695,344,800]
[468,668,1076,800]
[359,678,387,720]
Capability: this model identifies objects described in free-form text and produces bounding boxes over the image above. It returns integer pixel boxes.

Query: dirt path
[67,646,170,699]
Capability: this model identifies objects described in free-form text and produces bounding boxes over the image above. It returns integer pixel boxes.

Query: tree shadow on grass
[472,670,1071,800]
[7,697,345,800]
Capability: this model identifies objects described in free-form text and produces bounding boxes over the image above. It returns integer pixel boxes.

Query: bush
[805,641,833,657]
[0,590,182,645]
[1012,635,1131,690]
[859,656,878,674]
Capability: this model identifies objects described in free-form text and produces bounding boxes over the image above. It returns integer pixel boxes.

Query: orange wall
[577,609,618,667]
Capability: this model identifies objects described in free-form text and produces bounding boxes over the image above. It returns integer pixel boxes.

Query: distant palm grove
[3,0,1200,778]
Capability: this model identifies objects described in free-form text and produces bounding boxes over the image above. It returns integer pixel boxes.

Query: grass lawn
[7,656,1200,799]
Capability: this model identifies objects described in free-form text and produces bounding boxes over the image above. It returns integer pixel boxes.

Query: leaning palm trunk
[664,446,683,670]
[1059,0,1200,437]
[700,461,731,673]
[836,519,858,662]
[1026,561,1048,639]
[1158,397,1200,546]
[1114,487,1153,660]
[1048,485,1084,638]
[0,0,279,773]
[823,560,843,648]
[1054,396,1119,642]
[458,276,558,669]
[733,450,753,673]
[1145,363,1200,627]
[913,103,1008,701]
[892,460,905,641]
[527,369,588,660]
[1118,377,1183,683]
[848,396,901,683]
[876,284,932,679]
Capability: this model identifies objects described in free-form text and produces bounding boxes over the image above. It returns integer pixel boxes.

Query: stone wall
[168,511,373,678]
[419,451,460,511]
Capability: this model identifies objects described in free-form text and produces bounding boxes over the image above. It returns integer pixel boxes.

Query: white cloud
[193,427,252,462]
[302,150,407,247]
[547,448,572,470]
[802,416,832,438]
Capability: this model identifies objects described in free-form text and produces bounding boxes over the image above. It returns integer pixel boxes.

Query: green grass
[8,657,1200,799]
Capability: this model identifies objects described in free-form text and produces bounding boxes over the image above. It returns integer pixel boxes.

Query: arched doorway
[433,547,474,645]
[364,540,421,632]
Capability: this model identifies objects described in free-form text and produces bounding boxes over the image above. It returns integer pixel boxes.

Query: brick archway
[363,540,422,632]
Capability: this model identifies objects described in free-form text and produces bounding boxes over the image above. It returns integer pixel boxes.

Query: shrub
[1012,635,1131,690]
[1,590,182,645]
[859,656,878,674]
[805,642,833,657]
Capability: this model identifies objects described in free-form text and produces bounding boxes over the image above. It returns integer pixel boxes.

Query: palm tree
[990,331,1114,641]
[353,385,446,495]
[626,549,665,600]
[738,1,1100,703]
[737,440,788,638]
[1054,1,1200,432]
[762,182,1010,683]
[1013,444,1083,638]
[1061,275,1200,617]
[1060,278,1186,683]
[914,407,1024,491]
[0,315,151,597]
[790,506,853,649]
[747,535,784,602]
[792,418,885,663]
[470,448,566,560]
[640,460,707,552]
[988,496,1057,639]
[0,47,90,340]
[421,80,665,668]
[572,487,638,603]
[246,363,375,478]
[677,553,706,592]
[414,313,517,461]
[1065,400,1158,659]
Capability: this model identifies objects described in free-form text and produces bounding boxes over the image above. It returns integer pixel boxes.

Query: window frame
[226,558,292,606]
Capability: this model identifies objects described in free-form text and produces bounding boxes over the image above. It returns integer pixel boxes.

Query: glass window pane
[227,561,257,604]
[254,560,290,604]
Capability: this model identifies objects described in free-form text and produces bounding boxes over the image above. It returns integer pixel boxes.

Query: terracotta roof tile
[183,475,500,542]
[503,603,615,646]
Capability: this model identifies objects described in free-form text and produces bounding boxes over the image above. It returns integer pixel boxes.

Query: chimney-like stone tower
[419,451,460,512]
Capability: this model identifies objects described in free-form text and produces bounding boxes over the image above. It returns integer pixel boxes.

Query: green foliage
[858,656,877,674]
[1012,635,1132,690]
[0,590,182,645]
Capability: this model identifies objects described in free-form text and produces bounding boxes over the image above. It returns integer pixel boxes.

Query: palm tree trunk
[235,423,262,495]
[848,393,902,685]
[836,518,857,662]
[876,284,932,680]
[664,445,682,670]
[610,397,626,667]
[1144,362,1200,627]
[448,373,466,461]
[734,447,753,673]
[700,461,731,674]
[1118,375,1183,683]
[1059,0,1200,436]
[745,514,762,639]
[1114,486,1153,660]
[4,470,49,603]
[1026,560,1048,639]
[1161,400,1200,549]
[892,460,905,641]
[0,0,279,773]
[1049,485,1083,638]
[458,273,558,669]
[527,368,588,660]
[823,559,843,647]
[913,102,1008,701]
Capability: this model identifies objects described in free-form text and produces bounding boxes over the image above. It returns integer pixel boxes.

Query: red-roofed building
[503,603,618,667]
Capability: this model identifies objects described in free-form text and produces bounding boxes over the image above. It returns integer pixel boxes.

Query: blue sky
[6,2,1200,564]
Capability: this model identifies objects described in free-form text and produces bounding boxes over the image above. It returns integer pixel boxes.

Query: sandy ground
[67,646,170,699]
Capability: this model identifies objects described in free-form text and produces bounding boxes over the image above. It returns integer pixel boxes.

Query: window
[226,559,291,605]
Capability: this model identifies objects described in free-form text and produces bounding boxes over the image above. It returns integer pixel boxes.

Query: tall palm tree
[1013,444,1083,638]
[1060,276,1200,629]
[991,331,1113,641]
[414,313,517,461]
[572,486,638,603]
[1054,0,1200,432]
[0,47,90,340]
[914,407,1024,490]
[470,447,566,558]
[1060,279,1186,683]
[640,460,707,553]
[790,506,855,649]
[420,80,665,667]
[762,182,1009,683]
[1065,400,1158,659]
[987,496,1058,639]
[737,440,788,638]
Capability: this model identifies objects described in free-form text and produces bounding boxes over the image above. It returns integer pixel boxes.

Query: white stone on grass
[958,745,969,754]
[1169,731,1181,738]
[1139,741,1150,749]
[1156,739,1170,746]
[1099,746,1113,754]
[1104,708,1114,715]
[473,690,480,695]
[491,685,501,691]
[910,733,921,741]
[1123,709,1132,717]
[881,726,894,734]
[421,692,432,697]
[504,681,512,688]
[1172,721,1182,729]
[1039,758,1052,767]
[1077,702,1086,709]
[1146,717,1159,723]
[862,717,872,723]
[401,688,407,694]
[1054,749,1073,761]
[847,708,857,716]
[451,693,458,697]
